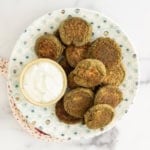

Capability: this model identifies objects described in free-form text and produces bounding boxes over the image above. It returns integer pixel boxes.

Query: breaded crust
[84,104,114,129]
[94,85,123,108]
[102,64,125,86]
[88,37,121,69]
[68,71,79,89]
[73,59,106,87]
[55,99,81,124]
[59,17,92,46]
[59,56,73,75]
[64,88,94,118]
[66,44,89,67]
[35,34,64,60]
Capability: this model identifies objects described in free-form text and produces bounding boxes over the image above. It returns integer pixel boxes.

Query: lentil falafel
[66,44,89,67]
[35,34,64,60]
[64,88,94,118]
[59,17,92,46]
[68,71,79,89]
[73,59,106,88]
[55,99,81,124]
[84,104,114,129]
[102,64,125,86]
[94,85,123,108]
[88,37,121,69]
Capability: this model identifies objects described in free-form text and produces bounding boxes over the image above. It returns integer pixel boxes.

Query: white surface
[22,60,64,103]
[0,0,150,150]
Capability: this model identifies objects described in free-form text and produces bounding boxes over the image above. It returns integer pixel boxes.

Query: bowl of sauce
[20,58,67,107]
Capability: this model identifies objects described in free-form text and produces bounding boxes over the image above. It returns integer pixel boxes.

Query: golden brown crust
[35,34,64,60]
[59,17,92,46]
[102,64,125,86]
[59,57,73,75]
[55,99,81,124]
[84,104,114,129]
[88,37,121,69]
[68,71,79,89]
[66,44,89,67]
[94,85,123,108]
[73,59,106,88]
[64,88,94,118]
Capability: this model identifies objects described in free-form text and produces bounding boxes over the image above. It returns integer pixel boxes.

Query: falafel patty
[84,104,114,129]
[73,59,106,88]
[66,44,89,67]
[55,99,81,124]
[94,85,123,108]
[68,71,79,89]
[35,34,64,60]
[102,64,125,86]
[59,17,92,46]
[88,37,121,69]
[64,88,94,118]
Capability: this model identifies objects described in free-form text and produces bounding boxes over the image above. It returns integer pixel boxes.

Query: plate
[8,8,139,141]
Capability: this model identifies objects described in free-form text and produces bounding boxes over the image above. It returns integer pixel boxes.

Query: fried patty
[59,17,92,46]
[66,44,89,67]
[88,37,121,69]
[68,71,79,89]
[73,59,106,87]
[102,64,125,86]
[64,88,94,118]
[94,85,123,108]
[84,104,114,129]
[35,34,64,60]
[55,99,81,124]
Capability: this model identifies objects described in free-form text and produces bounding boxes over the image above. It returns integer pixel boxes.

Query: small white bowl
[20,58,67,107]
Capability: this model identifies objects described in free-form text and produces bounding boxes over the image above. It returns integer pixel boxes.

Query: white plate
[8,8,139,141]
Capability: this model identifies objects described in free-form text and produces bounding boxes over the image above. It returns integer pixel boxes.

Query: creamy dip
[21,60,65,103]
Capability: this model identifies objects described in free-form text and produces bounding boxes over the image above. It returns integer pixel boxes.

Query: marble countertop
[0,0,150,150]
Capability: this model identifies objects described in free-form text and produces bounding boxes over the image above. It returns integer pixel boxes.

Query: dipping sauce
[20,59,67,106]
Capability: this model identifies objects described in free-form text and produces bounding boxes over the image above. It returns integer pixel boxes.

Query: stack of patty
[34,17,125,129]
